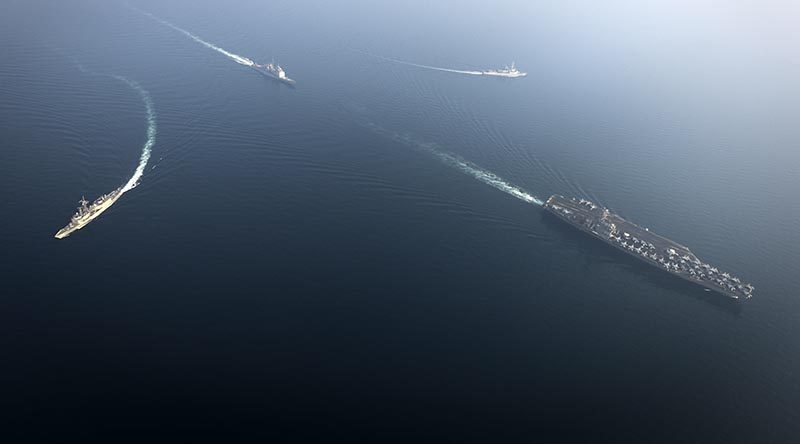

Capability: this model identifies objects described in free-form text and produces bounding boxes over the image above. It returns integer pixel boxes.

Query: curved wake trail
[54,69,157,238]
[130,5,254,67]
[116,77,156,192]
[363,121,543,206]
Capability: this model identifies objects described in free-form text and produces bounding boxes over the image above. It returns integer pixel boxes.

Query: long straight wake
[433,149,544,205]
[363,121,543,206]
[130,5,254,67]
[381,56,483,76]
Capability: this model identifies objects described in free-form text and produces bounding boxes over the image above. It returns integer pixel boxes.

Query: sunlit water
[1,0,799,441]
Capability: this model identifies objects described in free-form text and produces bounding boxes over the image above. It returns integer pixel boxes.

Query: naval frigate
[482,62,527,78]
[54,188,124,239]
[251,61,295,85]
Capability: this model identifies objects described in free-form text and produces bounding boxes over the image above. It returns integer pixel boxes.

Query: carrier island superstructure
[54,188,124,239]
[544,195,754,300]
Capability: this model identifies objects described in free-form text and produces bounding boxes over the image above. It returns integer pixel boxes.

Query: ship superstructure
[251,61,295,85]
[482,62,527,78]
[54,187,124,239]
[544,195,754,300]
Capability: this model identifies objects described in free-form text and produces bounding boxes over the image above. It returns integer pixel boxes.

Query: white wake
[435,151,543,205]
[116,76,156,192]
[369,124,543,206]
[132,6,254,67]
[421,142,543,205]
[65,59,156,193]
[55,66,157,238]
[382,56,483,76]
[353,50,484,76]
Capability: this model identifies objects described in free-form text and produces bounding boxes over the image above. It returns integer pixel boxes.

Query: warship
[482,62,527,78]
[544,195,754,300]
[251,61,295,85]
[54,188,124,239]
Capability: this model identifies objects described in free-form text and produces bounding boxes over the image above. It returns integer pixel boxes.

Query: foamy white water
[385,57,483,76]
[132,6,254,67]
[365,122,544,206]
[423,144,543,206]
[359,51,484,76]
[64,59,156,192]
[115,76,156,193]
[54,65,157,238]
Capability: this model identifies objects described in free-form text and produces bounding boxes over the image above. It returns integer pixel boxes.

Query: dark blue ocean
[2,0,799,441]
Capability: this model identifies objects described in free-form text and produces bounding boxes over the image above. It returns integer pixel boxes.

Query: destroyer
[544,195,754,300]
[54,188,124,239]
[251,61,295,85]
[482,62,527,78]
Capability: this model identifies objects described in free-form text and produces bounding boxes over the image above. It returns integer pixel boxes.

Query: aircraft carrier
[54,187,123,239]
[543,195,754,300]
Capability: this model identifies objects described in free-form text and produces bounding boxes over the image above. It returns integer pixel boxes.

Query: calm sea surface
[2,0,799,440]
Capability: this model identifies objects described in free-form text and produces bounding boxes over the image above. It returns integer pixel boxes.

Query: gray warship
[544,195,754,300]
[54,188,124,239]
[482,62,527,78]
[251,61,295,85]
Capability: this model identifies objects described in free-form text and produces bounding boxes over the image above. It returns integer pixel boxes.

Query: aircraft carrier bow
[544,195,754,300]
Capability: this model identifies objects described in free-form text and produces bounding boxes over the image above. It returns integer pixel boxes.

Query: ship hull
[482,72,527,78]
[251,66,295,85]
[543,196,749,300]
[54,192,123,239]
